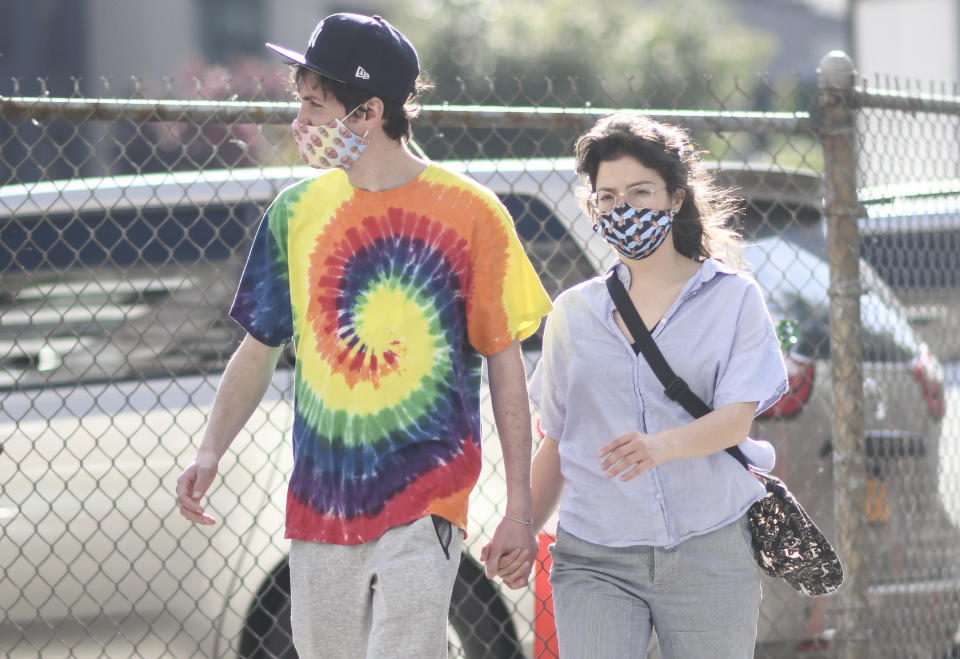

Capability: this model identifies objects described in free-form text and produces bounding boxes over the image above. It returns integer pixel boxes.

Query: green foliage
[391,0,778,108]
[776,318,801,352]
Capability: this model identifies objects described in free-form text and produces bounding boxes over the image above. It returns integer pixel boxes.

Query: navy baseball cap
[266,13,419,105]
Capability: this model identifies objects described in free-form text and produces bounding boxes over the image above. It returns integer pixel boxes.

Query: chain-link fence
[1,51,959,658]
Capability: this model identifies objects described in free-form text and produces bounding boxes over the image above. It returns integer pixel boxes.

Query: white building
[850,0,960,187]
[852,0,958,83]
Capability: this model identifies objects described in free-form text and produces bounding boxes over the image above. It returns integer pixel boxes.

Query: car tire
[239,553,523,659]
[238,558,296,659]
[449,552,525,658]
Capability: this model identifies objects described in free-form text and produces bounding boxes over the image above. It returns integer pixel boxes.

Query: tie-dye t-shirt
[229,164,552,545]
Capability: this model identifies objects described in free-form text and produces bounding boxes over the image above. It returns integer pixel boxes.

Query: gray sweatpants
[289,516,463,659]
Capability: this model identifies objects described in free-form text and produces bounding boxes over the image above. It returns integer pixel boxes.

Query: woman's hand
[599,403,758,481]
[598,431,667,481]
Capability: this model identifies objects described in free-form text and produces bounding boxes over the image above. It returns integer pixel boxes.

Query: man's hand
[176,453,219,525]
[173,334,284,526]
[480,517,537,588]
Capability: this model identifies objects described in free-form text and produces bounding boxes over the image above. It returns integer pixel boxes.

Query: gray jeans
[549,516,762,659]
[289,516,463,659]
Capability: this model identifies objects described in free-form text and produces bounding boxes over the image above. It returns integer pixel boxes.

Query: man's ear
[355,97,385,128]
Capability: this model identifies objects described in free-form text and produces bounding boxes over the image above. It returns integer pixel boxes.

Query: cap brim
[265,42,307,66]
[265,42,348,85]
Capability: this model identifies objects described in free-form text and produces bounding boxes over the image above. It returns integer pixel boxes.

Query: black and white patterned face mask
[593,206,675,260]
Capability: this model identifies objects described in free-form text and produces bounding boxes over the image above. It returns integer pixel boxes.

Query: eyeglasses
[588,185,667,214]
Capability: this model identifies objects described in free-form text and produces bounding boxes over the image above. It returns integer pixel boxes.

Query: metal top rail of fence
[0,94,816,134]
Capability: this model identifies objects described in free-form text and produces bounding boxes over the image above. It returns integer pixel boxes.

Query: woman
[487,112,788,658]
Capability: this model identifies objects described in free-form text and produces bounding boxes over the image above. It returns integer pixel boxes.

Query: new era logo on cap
[355,66,370,80]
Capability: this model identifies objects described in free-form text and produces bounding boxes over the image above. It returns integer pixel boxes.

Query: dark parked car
[858,180,960,362]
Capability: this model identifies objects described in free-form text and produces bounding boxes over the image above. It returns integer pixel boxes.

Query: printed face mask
[593,206,675,260]
[292,108,370,170]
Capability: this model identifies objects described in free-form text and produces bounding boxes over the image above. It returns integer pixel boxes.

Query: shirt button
[655,493,663,500]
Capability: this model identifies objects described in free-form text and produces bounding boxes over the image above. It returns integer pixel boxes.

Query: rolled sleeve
[713,278,788,415]
[529,311,566,440]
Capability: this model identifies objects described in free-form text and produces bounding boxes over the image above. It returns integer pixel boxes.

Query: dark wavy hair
[291,65,433,142]
[574,112,743,265]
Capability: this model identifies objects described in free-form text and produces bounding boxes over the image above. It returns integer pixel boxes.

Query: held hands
[479,516,537,590]
[175,453,220,525]
[480,432,665,587]
[599,431,666,481]
[481,546,532,590]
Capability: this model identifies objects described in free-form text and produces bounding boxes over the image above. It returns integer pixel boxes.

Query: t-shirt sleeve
[229,201,293,347]
[466,194,552,356]
[713,277,789,415]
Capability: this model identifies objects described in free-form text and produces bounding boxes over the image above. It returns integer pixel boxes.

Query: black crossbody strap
[604,267,750,470]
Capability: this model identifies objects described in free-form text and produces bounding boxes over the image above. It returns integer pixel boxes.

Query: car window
[746,236,831,359]
[501,193,596,352]
[746,235,920,363]
[0,203,262,272]
[0,199,265,391]
[860,191,960,289]
[861,225,960,289]
[503,193,596,299]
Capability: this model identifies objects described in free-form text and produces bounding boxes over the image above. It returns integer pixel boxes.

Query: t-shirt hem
[477,303,553,358]
[284,513,467,546]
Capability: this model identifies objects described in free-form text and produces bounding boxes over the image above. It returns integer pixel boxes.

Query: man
[175,12,552,658]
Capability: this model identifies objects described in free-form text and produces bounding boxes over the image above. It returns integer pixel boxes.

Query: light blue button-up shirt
[530,258,788,548]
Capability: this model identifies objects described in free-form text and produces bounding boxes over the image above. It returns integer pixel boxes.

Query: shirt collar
[593,257,738,332]
[612,256,734,290]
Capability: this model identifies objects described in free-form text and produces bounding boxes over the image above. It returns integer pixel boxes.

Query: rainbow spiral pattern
[230,165,550,544]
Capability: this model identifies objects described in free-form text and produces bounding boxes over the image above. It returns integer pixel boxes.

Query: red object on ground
[534,532,559,658]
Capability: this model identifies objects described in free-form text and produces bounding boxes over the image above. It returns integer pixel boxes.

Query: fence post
[817,50,870,657]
